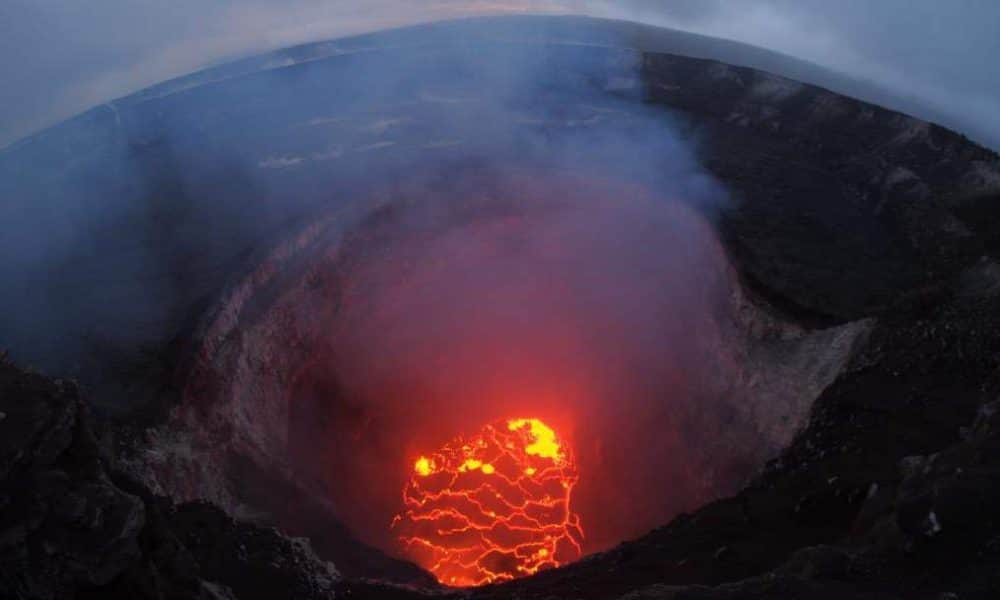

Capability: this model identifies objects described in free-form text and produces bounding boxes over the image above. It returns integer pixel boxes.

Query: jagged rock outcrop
[0,358,145,598]
[335,270,1000,599]
[0,359,339,600]
[608,400,1000,600]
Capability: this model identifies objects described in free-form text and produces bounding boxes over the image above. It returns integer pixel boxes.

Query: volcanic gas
[392,417,583,586]
[173,169,828,587]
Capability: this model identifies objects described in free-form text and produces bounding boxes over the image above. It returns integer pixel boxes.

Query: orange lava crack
[391,418,583,586]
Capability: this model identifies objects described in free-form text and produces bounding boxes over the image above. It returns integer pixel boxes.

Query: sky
[1,0,998,149]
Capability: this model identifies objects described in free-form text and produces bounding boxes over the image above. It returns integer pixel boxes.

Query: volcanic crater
[2,15,1000,600]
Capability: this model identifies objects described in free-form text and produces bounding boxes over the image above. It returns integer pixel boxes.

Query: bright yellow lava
[459,459,482,472]
[414,456,434,476]
[507,418,563,461]
[394,417,583,586]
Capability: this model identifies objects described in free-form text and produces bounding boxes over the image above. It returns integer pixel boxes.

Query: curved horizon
[2,8,998,151]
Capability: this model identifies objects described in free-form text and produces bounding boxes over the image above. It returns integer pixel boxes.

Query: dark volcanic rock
[456,279,1000,600]
[0,358,339,600]
[163,501,338,600]
[0,357,145,599]
[640,53,995,322]
[333,280,1000,600]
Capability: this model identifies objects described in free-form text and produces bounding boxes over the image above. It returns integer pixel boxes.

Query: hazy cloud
[580,0,1000,148]
[1,1,998,148]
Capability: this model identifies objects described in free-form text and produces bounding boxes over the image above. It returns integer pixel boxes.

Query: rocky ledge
[4,260,1000,599]
[342,269,1000,599]
[0,356,339,600]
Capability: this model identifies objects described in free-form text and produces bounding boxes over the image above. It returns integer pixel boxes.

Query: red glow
[277,173,738,571]
[392,417,583,587]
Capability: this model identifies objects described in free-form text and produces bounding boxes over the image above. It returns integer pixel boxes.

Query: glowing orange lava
[391,418,583,586]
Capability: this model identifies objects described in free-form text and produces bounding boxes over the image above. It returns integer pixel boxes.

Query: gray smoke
[0,2,985,564]
[2,1,998,149]
[1,11,753,560]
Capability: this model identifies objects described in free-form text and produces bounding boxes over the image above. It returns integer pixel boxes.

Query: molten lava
[392,418,583,586]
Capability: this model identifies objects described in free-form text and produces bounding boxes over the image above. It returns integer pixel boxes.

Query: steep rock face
[0,358,145,598]
[0,359,340,600]
[502,268,1000,599]
[609,399,1000,599]
[336,266,1000,599]
[134,191,873,525]
[641,53,999,321]
[149,500,339,600]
